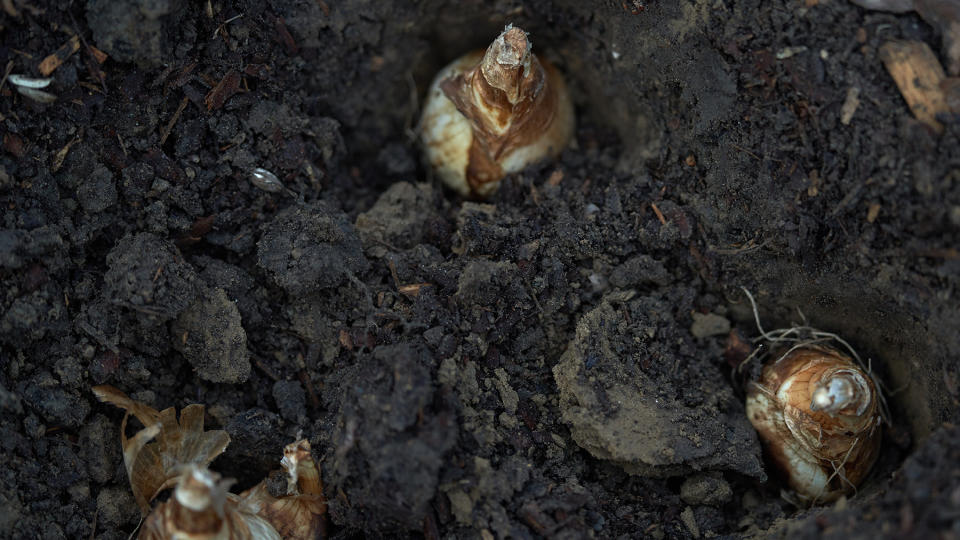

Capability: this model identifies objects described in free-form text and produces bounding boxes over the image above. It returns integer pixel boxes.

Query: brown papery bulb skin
[257,439,327,540]
[139,466,281,540]
[745,345,882,503]
[420,25,574,198]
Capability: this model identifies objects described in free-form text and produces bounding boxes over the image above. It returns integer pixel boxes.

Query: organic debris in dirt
[92,385,231,514]
[244,439,328,540]
[95,386,327,539]
[139,466,280,540]
[205,69,242,111]
[879,40,951,132]
[38,35,80,76]
[852,0,960,74]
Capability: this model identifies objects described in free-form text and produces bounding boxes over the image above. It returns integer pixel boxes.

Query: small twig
[730,143,761,161]
[2,0,18,17]
[522,276,544,316]
[159,96,189,147]
[709,238,768,255]
[212,13,244,39]
[253,357,281,381]
[650,202,667,225]
[117,133,128,156]
[77,320,119,354]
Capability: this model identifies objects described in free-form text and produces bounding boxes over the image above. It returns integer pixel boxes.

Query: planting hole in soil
[1,1,958,539]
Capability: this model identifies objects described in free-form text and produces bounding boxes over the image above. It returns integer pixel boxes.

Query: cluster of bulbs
[93,29,887,540]
[420,26,884,504]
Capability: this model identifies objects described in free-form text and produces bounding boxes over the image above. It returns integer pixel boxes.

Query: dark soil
[1,1,958,538]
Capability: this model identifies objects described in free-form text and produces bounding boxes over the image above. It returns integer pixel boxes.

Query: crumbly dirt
[1,1,958,539]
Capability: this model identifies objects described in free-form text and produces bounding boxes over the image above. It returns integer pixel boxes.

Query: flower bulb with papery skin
[745,345,882,504]
[139,466,281,540]
[420,25,574,198]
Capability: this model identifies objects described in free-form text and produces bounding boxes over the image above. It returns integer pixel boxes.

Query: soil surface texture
[1,1,959,539]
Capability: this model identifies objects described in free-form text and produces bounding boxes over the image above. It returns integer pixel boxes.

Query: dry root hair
[737,287,895,506]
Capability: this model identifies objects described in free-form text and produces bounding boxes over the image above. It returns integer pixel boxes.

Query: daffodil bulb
[745,345,882,504]
[420,25,574,198]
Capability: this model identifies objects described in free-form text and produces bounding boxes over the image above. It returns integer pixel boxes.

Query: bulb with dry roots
[140,466,281,540]
[137,441,327,540]
[93,386,327,539]
[745,345,882,504]
[420,24,574,198]
[241,439,327,540]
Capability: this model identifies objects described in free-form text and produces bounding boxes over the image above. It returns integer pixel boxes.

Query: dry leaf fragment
[92,385,230,514]
[879,40,949,133]
[840,86,861,125]
[398,282,432,298]
[281,439,323,497]
[204,69,242,110]
[87,44,108,64]
[8,74,56,103]
[852,0,960,75]
[38,35,80,76]
[51,132,82,173]
[8,74,52,88]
